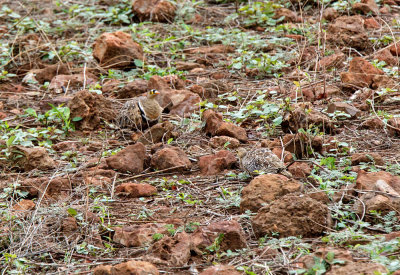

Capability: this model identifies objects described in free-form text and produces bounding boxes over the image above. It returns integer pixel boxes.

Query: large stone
[389,42,400,56]
[113,223,167,247]
[240,174,302,213]
[9,146,55,171]
[136,122,175,145]
[252,194,331,238]
[115,182,157,197]
[20,176,71,199]
[49,73,97,93]
[374,48,398,66]
[351,153,384,166]
[106,143,147,173]
[326,102,361,118]
[209,136,240,149]
[356,170,400,192]
[352,0,379,15]
[93,260,159,275]
[93,31,144,69]
[327,16,370,50]
[203,110,248,142]
[341,57,384,88]
[29,63,70,84]
[317,52,345,70]
[198,150,236,175]
[150,146,191,171]
[132,0,176,22]
[200,265,241,275]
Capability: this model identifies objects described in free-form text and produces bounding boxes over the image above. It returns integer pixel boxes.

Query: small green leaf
[6,136,16,147]
[167,138,173,144]
[72,117,83,122]
[134,59,144,67]
[67,208,78,216]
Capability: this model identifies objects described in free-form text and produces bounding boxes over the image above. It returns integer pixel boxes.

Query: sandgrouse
[117,89,163,130]
[237,147,292,177]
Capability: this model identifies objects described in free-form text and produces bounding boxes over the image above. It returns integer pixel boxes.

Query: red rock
[93,264,112,275]
[115,79,148,98]
[389,42,400,56]
[351,153,384,166]
[61,217,78,236]
[84,169,116,187]
[162,89,201,117]
[285,34,304,41]
[106,143,147,173]
[327,16,369,50]
[150,146,191,171]
[322,7,338,21]
[240,174,302,213]
[326,102,361,118]
[271,148,293,163]
[10,146,55,171]
[68,90,116,130]
[94,260,159,275]
[288,162,312,178]
[352,0,379,15]
[341,57,384,88]
[113,223,167,247]
[200,265,241,275]
[93,31,144,69]
[137,122,175,145]
[192,220,247,251]
[252,194,331,238]
[388,117,400,136]
[209,136,240,149]
[115,182,157,197]
[273,8,299,23]
[317,52,345,70]
[12,199,35,216]
[383,0,397,5]
[356,170,400,192]
[49,73,97,93]
[361,118,385,129]
[199,150,236,175]
[30,63,70,84]
[20,177,71,199]
[374,48,398,66]
[364,17,381,29]
[186,45,235,54]
[202,110,247,142]
[132,0,176,23]
[0,112,7,119]
[175,61,204,71]
[162,75,186,89]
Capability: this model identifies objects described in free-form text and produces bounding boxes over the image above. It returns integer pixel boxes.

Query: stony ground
[1,0,400,274]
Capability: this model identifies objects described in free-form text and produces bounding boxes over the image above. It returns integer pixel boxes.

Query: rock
[327,261,387,275]
[203,110,248,142]
[340,57,384,88]
[136,121,175,145]
[288,162,312,178]
[273,8,299,23]
[83,169,116,188]
[113,223,167,247]
[175,61,205,71]
[389,42,400,56]
[252,194,331,238]
[162,89,201,117]
[209,136,240,149]
[351,153,384,165]
[192,220,247,252]
[20,177,71,199]
[9,146,55,171]
[68,90,117,130]
[364,17,380,29]
[186,45,235,54]
[52,141,80,152]
[61,217,78,237]
[115,182,157,197]
[326,102,361,118]
[361,118,385,130]
[30,63,70,84]
[356,170,400,192]
[49,73,97,93]
[93,261,159,275]
[281,103,333,134]
[352,0,379,15]
[374,48,398,66]
[271,148,293,163]
[322,7,338,21]
[198,150,236,175]
[106,143,147,173]
[354,192,400,216]
[115,79,148,98]
[240,174,302,213]
[93,31,144,69]
[150,146,191,171]
[12,199,35,216]
[200,265,241,275]
[190,79,233,99]
[290,84,341,102]
[146,232,192,266]
[317,52,345,70]
[327,16,369,50]
[132,0,176,22]
[39,96,72,112]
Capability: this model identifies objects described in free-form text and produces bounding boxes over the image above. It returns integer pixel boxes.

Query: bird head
[147,89,160,99]
[237,148,247,159]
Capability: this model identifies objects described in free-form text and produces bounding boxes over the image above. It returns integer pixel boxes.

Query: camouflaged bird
[237,147,292,177]
[117,89,163,129]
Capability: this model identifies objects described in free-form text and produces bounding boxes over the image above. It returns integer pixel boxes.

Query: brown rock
[39,96,73,112]
[352,0,379,15]
[93,31,144,69]
[162,75,186,89]
[356,170,400,192]
[322,7,338,21]
[199,150,236,175]
[162,89,201,117]
[327,261,387,275]
[340,57,384,88]
[106,143,147,173]
[115,182,157,197]
[240,174,302,213]
[20,177,71,199]
[209,136,240,149]
[113,223,167,247]
[94,261,159,275]
[326,102,361,118]
[192,220,247,252]
[351,153,384,166]
[61,217,78,236]
[49,73,96,93]
[175,61,204,71]
[327,16,369,50]
[93,264,112,275]
[186,45,235,54]
[374,48,398,66]
[115,79,148,98]
[68,90,116,130]
[9,146,55,171]
[385,231,400,241]
[317,52,345,70]
[132,0,176,23]
[12,199,35,216]
[203,110,248,142]
[389,42,400,56]
[150,146,191,171]
[364,17,381,29]
[361,118,385,130]
[31,63,70,84]
[288,162,312,178]
[137,121,174,145]
[273,8,298,23]
[190,79,233,99]
[200,265,241,275]
[271,148,293,163]
[252,194,331,238]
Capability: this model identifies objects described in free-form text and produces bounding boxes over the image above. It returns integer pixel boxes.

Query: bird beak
[154,90,160,95]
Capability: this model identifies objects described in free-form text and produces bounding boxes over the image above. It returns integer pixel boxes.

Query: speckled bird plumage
[117,89,163,129]
[237,147,292,177]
